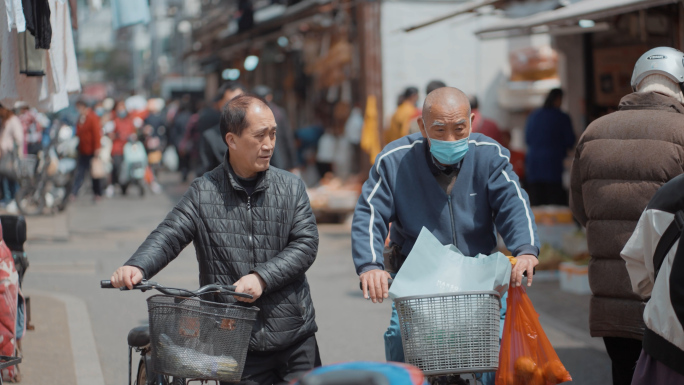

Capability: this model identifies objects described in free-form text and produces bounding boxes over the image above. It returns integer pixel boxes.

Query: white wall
[380,1,509,126]
[554,34,586,136]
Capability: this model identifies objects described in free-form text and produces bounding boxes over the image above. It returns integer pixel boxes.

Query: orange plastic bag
[144,166,154,185]
[495,286,572,385]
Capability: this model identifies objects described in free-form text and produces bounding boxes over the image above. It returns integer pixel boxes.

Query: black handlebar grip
[101,280,115,289]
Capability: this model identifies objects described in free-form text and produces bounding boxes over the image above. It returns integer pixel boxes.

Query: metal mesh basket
[395,291,501,376]
[16,155,37,179]
[147,295,259,382]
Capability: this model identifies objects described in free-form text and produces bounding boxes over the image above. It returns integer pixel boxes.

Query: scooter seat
[127,325,150,347]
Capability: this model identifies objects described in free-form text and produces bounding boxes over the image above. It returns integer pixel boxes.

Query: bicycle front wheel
[15,182,45,216]
[136,358,146,385]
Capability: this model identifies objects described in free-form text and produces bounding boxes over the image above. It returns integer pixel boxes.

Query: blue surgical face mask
[95,107,105,117]
[424,119,471,165]
[117,110,128,119]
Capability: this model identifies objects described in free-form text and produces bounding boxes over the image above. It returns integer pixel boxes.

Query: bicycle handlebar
[100,280,253,299]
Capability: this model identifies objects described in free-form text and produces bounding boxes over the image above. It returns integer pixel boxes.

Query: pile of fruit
[499,357,568,385]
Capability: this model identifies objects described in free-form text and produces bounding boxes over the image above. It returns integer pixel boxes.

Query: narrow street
[19,174,610,385]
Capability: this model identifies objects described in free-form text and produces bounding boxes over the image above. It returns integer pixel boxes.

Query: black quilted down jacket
[124,155,319,352]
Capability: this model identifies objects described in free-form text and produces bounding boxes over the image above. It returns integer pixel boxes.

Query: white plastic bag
[316,133,337,163]
[389,227,512,299]
[162,146,179,172]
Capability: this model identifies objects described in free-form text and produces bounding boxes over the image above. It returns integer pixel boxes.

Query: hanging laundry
[68,0,76,29]
[4,0,26,32]
[17,31,46,76]
[42,0,80,110]
[0,0,80,112]
[22,0,51,49]
[111,0,150,31]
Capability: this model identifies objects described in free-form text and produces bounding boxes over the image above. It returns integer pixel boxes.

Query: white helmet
[631,47,684,91]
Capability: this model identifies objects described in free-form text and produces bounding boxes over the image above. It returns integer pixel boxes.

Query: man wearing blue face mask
[351,87,539,374]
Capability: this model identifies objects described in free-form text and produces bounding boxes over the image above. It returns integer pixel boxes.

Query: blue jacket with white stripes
[352,132,539,275]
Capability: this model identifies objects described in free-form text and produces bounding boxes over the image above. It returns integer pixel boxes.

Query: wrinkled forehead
[423,101,471,124]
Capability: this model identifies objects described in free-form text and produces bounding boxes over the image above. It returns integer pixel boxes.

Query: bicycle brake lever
[232,292,254,299]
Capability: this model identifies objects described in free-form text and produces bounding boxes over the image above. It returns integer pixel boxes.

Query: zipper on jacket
[447,195,457,246]
[246,195,255,268]
[246,194,266,350]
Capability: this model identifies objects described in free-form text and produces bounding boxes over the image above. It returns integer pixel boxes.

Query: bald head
[423,87,471,118]
[418,87,474,143]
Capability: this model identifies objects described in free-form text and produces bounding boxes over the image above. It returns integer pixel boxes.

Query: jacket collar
[222,150,269,194]
[619,92,684,114]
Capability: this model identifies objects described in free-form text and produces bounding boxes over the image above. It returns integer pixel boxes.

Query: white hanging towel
[4,0,25,32]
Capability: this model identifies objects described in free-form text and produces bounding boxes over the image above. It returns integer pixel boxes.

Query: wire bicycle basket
[395,291,501,376]
[147,295,259,382]
[16,155,37,179]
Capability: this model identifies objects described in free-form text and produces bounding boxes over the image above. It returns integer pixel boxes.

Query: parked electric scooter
[15,121,78,215]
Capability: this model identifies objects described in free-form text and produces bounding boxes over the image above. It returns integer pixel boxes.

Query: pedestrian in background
[71,100,102,201]
[408,80,446,135]
[0,104,23,210]
[470,95,502,144]
[16,103,42,155]
[621,174,684,385]
[525,88,575,206]
[197,83,246,175]
[570,47,684,385]
[196,82,245,137]
[170,96,193,181]
[385,87,418,144]
[109,100,136,195]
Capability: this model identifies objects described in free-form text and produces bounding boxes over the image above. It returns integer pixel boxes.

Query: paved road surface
[18,173,610,384]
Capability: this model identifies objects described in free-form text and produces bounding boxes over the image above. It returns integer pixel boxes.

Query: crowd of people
[71,97,164,201]
[66,81,302,204]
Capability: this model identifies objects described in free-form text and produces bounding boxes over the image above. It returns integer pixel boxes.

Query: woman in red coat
[109,100,136,194]
[72,100,103,200]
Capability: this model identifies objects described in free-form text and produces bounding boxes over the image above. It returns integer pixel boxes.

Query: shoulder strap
[654,210,684,280]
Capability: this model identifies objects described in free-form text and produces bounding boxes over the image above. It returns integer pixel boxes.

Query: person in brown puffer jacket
[570,47,684,385]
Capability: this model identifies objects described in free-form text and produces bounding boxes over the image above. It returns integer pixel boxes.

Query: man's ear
[225,132,237,150]
[418,117,427,138]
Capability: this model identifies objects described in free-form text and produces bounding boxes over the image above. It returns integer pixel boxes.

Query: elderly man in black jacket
[110,95,321,384]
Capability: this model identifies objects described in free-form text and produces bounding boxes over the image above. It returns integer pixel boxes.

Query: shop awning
[475,0,679,39]
[401,0,501,32]
[216,0,331,57]
[188,0,331,60]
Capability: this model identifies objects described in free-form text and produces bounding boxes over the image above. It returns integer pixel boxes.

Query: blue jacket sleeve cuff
[358,263,384,275]
[512,244,539,258]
